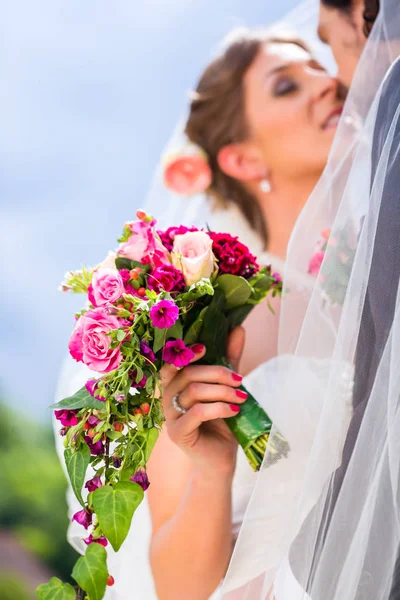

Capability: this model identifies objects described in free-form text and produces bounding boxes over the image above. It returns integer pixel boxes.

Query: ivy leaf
[72,543,108,600]
[36,578,76,600]
[145,427,159,461]
[216,274,252,309]
[184,306,208,345]
[64,443,91,507]
[92,482,144,552]
[49,386,105,411]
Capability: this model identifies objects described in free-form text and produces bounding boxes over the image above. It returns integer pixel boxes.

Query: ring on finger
[172,394,188,415]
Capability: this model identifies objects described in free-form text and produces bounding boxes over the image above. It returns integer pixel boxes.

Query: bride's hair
[185,29,309,247]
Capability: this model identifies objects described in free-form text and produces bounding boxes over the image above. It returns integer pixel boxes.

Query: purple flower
[87,415,101,427]
[84,534,108,547]
[54,409,79,427]
[85,476,103,492]
[130,468,150,491]
[85,378,104,400]
[162,339,195,368]
[148,264,186,294]
[272,271,282,284]
[149,299,179,329]
[140,341,156,364]
[72,508,92,530]
[112,455,122,469]
[84,436,104,456]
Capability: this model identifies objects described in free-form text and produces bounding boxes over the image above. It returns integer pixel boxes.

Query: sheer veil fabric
[222,0,400,598]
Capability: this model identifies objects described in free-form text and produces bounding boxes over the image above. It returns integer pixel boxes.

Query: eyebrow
[265,64,290,78]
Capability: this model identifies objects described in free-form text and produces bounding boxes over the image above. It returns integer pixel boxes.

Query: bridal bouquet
[38,211,285,600]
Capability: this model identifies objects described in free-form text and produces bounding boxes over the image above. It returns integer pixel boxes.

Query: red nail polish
[229,404,241,413]
[232,373,243,382]
[235,390,248,400]
[192,344,205,354]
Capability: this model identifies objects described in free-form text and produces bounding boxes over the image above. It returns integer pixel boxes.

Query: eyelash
[273,77,299,96]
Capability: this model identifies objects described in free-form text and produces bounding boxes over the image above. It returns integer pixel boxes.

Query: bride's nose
[310,72,339,103]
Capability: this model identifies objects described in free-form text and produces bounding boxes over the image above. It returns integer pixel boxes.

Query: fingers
[160,343,206,387]
[166,383,248,420]
[226,326,245,374]
[165,364,243,409]
[167,402,242,445]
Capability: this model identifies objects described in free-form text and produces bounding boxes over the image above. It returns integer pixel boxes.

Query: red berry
[128,315,135,322]
[83,422,90,431]
[113,422,124,432]
[107,575,115,587]
[117,304,124,310]
[129,268,140,280]
[138,288,146,297]
[87,428,95,439]
[141,403,151,415]
[136,209,147,221]
[133,408,143,416]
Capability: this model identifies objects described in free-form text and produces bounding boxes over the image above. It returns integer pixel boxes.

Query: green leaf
[117,329,126,342]
[72,543,108,600]
[216,274,252,309]
[199,290,228,364]
[145,427,159,461]
[64,444,91,507]
[92,482,144,552]
[49,386,106,410]
[166,320,183,340]
[180,278,214,302]
[153,327,167,354]
[36,578,75,600]
[184,306,208,345]
[115,257,150,272]
[227,305,254,330]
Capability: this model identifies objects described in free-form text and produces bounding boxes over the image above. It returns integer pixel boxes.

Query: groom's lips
[322,105,344,130]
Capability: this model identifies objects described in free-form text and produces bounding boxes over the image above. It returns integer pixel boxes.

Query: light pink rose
[308,251,325,276]
[68,308,123,373]
[90,268,124,307]
[171,231,215,286]
[163,151,212,196]
[118,220,170,266]
[98,251,117,270]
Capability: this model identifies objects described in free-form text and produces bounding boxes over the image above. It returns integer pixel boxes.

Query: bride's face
[243,42,344,181]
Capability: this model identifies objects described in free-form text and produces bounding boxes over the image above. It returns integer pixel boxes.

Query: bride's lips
[322,105,344,130]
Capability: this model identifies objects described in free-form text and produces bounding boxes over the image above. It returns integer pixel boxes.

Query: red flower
[208,232,259,279]
[148,264,186,294]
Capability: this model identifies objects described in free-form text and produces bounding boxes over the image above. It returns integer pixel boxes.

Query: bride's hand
[160,327,246,479]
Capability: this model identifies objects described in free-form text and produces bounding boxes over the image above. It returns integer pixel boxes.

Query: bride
[54,22,343,600]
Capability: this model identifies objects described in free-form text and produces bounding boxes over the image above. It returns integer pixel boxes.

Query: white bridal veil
[222,0,400,598]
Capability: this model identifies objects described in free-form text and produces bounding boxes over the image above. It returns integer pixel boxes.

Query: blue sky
[1,0,302,421]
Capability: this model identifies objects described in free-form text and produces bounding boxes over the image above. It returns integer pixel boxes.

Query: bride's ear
[217,143,266,182]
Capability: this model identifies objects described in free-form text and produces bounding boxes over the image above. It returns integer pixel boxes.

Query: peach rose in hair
[163,143,212,196]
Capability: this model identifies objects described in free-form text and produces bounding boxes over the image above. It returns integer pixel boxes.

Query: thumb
[226,326,245,373]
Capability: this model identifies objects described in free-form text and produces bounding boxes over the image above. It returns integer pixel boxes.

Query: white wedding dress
[54,204,352,599]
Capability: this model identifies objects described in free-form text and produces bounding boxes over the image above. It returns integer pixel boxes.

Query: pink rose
[68,308,123,373]
[163,144,212,196]
[118,220,170,266]
[171,231,216,286]
[308,251,325,276]
[90,268,124,307]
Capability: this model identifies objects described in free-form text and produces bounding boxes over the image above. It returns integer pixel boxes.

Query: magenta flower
[87,415,101,427]
[140,341,156,364]
[84,436,104,456]
[148,264,186,294]
[150,299,179,329]
[158,225,199,252]
[84,534,108,547]
[130,468,150,491]
[308,251,325,276]
[54,409,79,427]
[85,476,103,492]
[85,379,104,400]
[72,508,92,530]
[162,339,194,368]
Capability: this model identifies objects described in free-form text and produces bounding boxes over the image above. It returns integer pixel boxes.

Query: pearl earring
[260,177,271,193]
